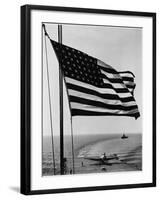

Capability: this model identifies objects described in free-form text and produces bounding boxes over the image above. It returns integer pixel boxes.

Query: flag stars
[100,82,103,86]
[65,71,68,75]
[53,42,102,87]
[81,61,84,65]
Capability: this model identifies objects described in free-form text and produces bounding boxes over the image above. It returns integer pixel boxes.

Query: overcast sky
[43,23,142,136]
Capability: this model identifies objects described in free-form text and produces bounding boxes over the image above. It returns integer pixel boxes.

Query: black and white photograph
[20,5,156,194]
[42,23,142,176]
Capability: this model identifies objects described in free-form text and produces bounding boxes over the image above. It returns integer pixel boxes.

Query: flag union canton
[51,39,140,119]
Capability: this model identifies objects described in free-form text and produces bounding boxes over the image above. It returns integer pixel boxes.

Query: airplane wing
[84,155,119,161]
[84,157,102,161]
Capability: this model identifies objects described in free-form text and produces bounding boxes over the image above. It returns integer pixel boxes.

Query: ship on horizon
[121,133,128,139]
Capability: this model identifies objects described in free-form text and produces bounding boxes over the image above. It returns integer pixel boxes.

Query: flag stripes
[68,89,137,107]
[69,96,138,111]
[71,102,138,114]
[71,109,139,117]
[50,39,140,119]
[98,61,135,94]
[66,82,134,102]
[65,77,133,99]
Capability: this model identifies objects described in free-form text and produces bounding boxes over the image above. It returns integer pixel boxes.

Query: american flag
[50,39,140,119]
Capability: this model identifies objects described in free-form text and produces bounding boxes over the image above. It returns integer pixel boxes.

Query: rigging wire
[43,25,56,175]
[70,117,75,174]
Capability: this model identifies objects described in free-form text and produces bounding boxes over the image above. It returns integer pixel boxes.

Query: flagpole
[63,77,75,174]
[57,25,75,173]
[58,24,65,175]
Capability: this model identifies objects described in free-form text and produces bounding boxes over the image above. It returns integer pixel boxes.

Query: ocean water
[42,133,142,176]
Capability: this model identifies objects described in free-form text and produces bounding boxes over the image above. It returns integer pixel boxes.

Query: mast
[57,25,75,174]
[58,25,64,175]
[43,24,75,175]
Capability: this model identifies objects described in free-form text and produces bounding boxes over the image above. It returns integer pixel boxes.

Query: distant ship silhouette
[121,134,128,139]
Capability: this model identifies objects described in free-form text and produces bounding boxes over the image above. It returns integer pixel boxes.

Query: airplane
[84,153,119,165]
